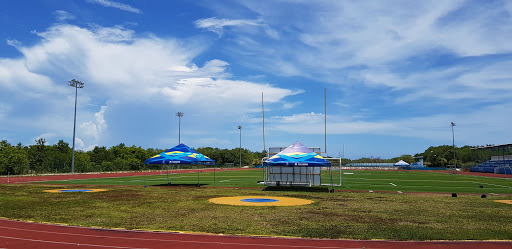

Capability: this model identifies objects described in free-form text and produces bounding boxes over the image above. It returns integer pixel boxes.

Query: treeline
[333,145,486,168]
[346,154,415,165]
[417,145,482,167]
[0,139,497,175]
[0,139,266,175]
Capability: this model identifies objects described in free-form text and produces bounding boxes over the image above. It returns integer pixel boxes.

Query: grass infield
[0,183,511,240]
[40,169,512,194]
[2,169,511,240]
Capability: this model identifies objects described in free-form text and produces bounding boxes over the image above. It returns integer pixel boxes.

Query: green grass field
[40,169,512,194]
[2,169,511,240]
[1,183,511,240]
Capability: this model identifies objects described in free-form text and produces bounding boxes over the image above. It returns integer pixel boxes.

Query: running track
[1,170,512,248]
[1,218,511,249]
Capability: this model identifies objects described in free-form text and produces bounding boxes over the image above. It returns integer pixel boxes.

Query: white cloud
[0,58,56,92]
[0,24,299,150]
[356,61,512,103]
[195,17,278,39]
[0,102,10,117]
[74,137,85,149]
[91,25,135,42]
[207,1,512,102]
[86,0,142,14]
[282,101,302,109]
[79,105,107,141]
[154,77,301,113]
[268,102,512,146]
[53,10,75,21]
[195,17,262,35]
[33,133,58,143]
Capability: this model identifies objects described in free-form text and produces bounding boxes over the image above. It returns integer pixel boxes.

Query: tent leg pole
[197,165,200,187]
[167,165,170,184]
[143,164,146,188]
[329,167,334,193]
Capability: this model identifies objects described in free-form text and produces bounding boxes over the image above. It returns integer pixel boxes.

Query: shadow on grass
[263,186,330,192]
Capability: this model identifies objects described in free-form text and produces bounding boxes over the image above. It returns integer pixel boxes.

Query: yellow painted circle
[208,196,314,206]
[44,189,108,193]
[494,200,512,204]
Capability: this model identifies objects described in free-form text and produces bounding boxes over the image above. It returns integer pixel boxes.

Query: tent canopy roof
[263,141,331,167]
[394,160,410,166]
[144,143,215,165]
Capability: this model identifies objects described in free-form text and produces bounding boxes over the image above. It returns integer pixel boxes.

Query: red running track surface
[1,218,511,249]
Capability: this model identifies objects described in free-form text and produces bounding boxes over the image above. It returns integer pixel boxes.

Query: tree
[89,146,114,165]
[51,140,71,173]
[74,152,93,172]
[28,138,50,173]
[0,140,29,175]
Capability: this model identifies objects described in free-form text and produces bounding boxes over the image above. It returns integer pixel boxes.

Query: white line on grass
[470,182,512,189]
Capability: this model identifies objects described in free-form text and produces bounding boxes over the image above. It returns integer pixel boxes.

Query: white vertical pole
[71,84,78,174]
[262,92,266,157]
[339,157,342,186]
[451,122,456,169]
[238,126,242,168]
[324,88,327,156]
[262,92,266,187]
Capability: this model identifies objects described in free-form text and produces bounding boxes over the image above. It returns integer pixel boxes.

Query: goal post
[326,158,343,186]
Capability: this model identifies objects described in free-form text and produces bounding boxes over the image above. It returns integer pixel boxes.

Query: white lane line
[0,225,359,249]
[0,235,148,249]
[389,183,397,186]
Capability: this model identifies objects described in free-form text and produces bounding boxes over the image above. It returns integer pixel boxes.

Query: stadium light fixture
[176,112,184,144]
[68,79,84,174]
[238,125,242,168]
[451,122,456,169]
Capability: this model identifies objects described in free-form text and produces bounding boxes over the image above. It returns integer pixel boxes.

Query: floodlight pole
[324,88,327,156]
[238,126,242,168]
[176,112,184,144]
[68,79,84,174]
[451,122,456,169]
[262,92,266,158]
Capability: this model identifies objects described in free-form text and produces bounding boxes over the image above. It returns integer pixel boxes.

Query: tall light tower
[451,122,456,169]
[68,79,84,174]
[238,125,242,168]
[176,112,184,144]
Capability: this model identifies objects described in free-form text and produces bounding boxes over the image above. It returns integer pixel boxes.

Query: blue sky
[1,0,512,159]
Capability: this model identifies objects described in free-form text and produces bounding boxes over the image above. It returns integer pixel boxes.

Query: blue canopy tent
[144,143,215,187]
[263,142,332,188]
[264,142,331,167]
